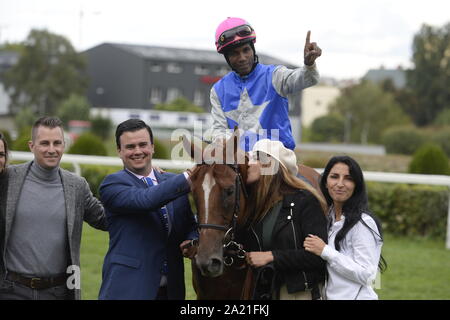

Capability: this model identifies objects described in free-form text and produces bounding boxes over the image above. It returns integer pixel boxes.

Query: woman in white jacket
[304,156,387,300]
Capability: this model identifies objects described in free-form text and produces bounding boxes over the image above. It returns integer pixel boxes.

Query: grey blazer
[0,162,107,300]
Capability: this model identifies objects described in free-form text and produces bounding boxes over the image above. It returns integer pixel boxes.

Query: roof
[88,43,297,68]
[363,68,406,89]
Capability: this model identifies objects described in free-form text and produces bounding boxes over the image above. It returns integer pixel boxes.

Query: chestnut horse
[183,134,321,299]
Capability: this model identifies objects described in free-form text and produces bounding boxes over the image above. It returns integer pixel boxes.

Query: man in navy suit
[98,119,198,300]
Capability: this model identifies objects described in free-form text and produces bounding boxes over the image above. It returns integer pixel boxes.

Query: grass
[80,224,450,300]
[376,234,450,300]
[297,150,412,173]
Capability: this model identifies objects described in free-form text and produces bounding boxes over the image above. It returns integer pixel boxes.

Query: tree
[310,113,345,143]
[68,132,107,156]
[3,29,88,116]
[380,79,422,126]
[90,115,113,140]
[408,143,449,175]
[57,94,91,127]
[14,107,36,133]
[407,23,450,126]
[330,81,410,144]
[434,109,450,126]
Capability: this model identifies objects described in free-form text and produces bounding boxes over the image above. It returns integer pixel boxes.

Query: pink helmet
[215,17,256,54]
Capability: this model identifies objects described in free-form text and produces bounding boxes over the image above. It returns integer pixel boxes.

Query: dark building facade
[83,43,302,115]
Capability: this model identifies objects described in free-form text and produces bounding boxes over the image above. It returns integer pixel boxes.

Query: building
[0,51,19,116]
[91,107,214,141]
[363,67,406,89]
[301,85,341,127]
[84,42,305,141]
[0,51,19,135]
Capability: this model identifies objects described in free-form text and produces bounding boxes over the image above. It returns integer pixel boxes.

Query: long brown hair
[245,164,327,227]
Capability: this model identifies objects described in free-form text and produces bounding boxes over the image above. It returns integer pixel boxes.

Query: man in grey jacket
[211,17,322,151]
[0,117,107,300]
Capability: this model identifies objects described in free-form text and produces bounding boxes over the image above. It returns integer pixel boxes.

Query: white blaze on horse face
[202,171,216,224]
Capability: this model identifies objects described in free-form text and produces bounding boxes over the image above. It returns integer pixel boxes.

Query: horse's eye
[224,187,234,197]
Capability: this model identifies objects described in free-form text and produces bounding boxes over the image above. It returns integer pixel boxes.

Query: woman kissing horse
[182,132,322,299]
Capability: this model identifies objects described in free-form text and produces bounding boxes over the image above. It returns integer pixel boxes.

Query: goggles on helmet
[218,25,254,46]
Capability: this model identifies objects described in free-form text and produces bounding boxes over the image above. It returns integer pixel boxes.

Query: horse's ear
[182,134,203,163]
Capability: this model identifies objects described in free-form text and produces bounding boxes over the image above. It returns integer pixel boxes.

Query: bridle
[197,162,249,267]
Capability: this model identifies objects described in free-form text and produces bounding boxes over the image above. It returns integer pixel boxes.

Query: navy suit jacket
[98,169,198,300]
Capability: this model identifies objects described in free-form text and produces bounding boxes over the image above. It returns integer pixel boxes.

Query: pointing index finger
[306,30,311,45]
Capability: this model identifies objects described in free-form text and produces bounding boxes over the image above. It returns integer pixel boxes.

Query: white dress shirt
[320,209,383,300]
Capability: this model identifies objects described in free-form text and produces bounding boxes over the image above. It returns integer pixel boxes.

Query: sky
[0,0,448,80]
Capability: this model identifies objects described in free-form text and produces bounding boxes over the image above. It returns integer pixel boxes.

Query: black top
[238,189,328,294]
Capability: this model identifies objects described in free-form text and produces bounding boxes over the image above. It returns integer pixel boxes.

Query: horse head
[183,130,249,278]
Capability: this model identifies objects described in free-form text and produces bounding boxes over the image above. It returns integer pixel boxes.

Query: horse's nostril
[209,258,223,275]
[211,258,222,269]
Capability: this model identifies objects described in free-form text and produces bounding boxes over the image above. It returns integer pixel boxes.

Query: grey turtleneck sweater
[6,161,68,277]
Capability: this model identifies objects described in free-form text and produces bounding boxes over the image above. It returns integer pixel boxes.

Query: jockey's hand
[180,239,197,259]
[304,31,322,66]
[246,251,274,268]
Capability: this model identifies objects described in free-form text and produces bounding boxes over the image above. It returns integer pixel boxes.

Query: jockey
[210,17,322,151]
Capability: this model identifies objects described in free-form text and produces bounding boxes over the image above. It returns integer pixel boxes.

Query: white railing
[10,151,450,249]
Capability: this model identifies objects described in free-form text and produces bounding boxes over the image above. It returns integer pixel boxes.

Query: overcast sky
[0,0,448,80]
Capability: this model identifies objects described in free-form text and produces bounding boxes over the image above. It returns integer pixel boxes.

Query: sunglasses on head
[218,25,254,46]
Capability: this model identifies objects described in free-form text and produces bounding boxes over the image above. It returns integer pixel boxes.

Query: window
[129,114,140,119]
[149,62,162,72]
[178,116,188,123]
[166,88,182,102]
[149,114,160,121]
[150,87,162,104]
[167,63,183,73]
[193,90,204,107]
[194,65,209,75]
[96,87,105,95]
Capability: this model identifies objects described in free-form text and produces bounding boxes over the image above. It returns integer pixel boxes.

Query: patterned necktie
[143,176,169,276]
[143,177,169,232]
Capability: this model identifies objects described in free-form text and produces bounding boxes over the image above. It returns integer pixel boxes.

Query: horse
[183,133,321,299]
[182,132,249,299]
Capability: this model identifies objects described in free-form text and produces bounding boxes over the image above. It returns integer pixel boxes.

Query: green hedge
[79,164,122,197]
[66,165,450,239]
[68,133,108,156]
[368,182,448,239]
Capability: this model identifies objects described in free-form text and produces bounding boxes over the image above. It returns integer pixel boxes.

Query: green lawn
[376,234,450,300]
[80,225,450,300]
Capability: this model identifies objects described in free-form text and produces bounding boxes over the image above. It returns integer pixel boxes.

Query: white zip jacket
[320,211,383,300]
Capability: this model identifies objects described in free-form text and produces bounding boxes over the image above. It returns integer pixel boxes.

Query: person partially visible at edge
[0,117,107,300]
[98,119,198,300]
[0,131,7,175]
[0,132,9,262]
[240,139,328,300]
[210,17,322,152]
[304,155,387,300]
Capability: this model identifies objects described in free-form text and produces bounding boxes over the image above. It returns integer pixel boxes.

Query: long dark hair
[320,155,387,273]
